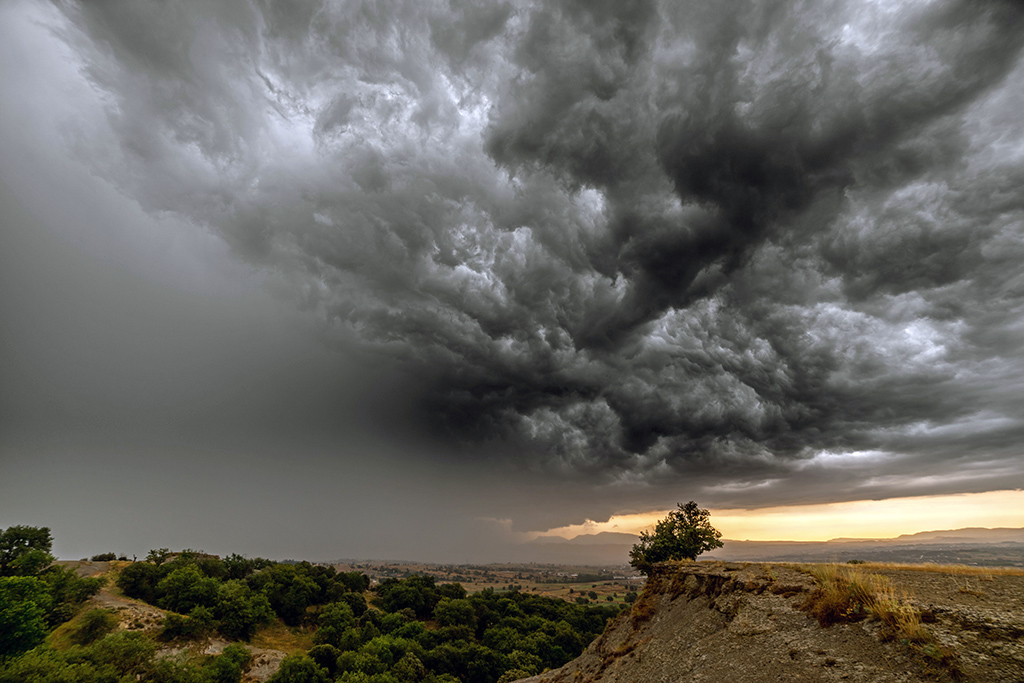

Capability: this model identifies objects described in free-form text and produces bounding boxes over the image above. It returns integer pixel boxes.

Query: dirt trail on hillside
[516,562,1024,683]
[65,561,287,682]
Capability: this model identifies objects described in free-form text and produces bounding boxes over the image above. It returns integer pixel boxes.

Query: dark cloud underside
[39,0,1024,508]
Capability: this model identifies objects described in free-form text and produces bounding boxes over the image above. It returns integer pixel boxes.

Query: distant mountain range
[516,527,1024,566]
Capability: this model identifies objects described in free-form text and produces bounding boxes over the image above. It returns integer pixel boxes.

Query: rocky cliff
[516,561,1024,683]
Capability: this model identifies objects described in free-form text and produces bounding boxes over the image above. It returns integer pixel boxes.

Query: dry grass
[249,619,315,654]
[834,561,1022,577]
[801,564,924,633]
[800,563,963,679]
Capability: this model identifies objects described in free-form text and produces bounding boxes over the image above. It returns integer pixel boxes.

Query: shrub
[161,605,215,641]
[267,653,331,683]
[71,608,119,646]
[205,644,252,683]
[90,553,117,562]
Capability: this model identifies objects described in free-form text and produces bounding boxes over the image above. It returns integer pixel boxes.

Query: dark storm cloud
[46,0,1024,512]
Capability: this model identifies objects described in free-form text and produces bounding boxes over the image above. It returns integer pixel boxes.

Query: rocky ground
[515,562,1024,683]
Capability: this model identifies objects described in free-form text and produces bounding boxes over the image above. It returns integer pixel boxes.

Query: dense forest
[0,526,623,683]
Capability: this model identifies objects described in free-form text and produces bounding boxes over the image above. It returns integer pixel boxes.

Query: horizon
[4,0,1024,564]
[40,492,1024,563]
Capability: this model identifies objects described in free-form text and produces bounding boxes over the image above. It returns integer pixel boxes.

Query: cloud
[44,0,1024,513]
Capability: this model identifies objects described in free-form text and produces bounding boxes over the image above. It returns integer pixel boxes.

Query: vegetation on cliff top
[628,501,723,575]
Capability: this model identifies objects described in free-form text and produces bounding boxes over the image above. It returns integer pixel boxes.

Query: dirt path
[64,561,288,682]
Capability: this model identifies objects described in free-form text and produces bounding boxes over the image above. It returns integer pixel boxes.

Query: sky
[1,0,1023,562]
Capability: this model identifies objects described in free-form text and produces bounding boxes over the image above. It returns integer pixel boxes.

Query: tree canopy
[628,501,724,575]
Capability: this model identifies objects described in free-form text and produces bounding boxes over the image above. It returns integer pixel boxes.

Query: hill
[514,560,1024,683]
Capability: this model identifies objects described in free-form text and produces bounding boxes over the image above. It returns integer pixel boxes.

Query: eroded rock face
[515,562,1024,683]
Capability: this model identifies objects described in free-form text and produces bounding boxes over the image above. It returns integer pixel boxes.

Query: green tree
[157,565,219,614]
[147,548,172,565]
[313,601,356,648]
[117,560,164,604]
[432,598,475,628]
[0,526,54,577]
[213,580,274,641]
[628,501,723,575]
[0,576,50,659]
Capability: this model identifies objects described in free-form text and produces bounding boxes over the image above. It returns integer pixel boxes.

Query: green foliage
[70,609,118,646]
[212,580,273,642]
[117,560,164,603]
[147,548,172,565]
[374,576,439,620]
[1,528,614,683]
[337,591,368,618]
[629,501,724,575]
[432,598,475,628]
[0,631,257,683]
[331,575,618,683]
[204,644,252,683]
[314,601,357,648]
[258,564,321,626]
[161,605,216,642]
[307,644,340,677]
[158,565,220,614]
[0,526,105,661]
[267,653,331,683]
[0,526,54,578]
[91,631,156,676]
[336,572,371,594]
[89,553,117,562]
[223,554,271,580]
[37,566,104,627]
[0,576,50,659]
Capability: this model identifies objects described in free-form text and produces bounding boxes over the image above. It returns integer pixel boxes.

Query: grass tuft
[801,563,963,679]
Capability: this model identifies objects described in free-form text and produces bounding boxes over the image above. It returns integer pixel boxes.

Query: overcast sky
[2,0,1024,562]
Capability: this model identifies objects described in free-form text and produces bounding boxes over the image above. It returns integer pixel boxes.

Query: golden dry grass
[249,619,315,654]
[826,561,1024,577]
[799,563,964,678]
[800,564,929,639]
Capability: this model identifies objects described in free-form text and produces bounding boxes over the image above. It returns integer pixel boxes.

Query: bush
[204,644,252,683]
[37,566,104,627]
[71,608,118,646]
[90,553,117,562]
[161,606,215,641]
[267,653,331,683]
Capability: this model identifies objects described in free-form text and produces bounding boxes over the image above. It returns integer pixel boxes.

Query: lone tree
[629,501,723,575]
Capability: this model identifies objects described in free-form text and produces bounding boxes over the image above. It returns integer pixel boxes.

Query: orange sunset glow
[541,490,1024,542]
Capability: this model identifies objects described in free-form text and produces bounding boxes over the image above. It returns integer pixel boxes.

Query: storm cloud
[20,0,1024,517]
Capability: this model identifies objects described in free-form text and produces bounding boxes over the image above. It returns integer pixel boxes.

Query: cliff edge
[515,561,1024,683]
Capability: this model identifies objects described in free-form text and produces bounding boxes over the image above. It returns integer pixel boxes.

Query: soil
[514,562,1024,683]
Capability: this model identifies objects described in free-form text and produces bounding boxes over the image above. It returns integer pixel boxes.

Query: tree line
[1,503,723,682]
[0,526,621,683]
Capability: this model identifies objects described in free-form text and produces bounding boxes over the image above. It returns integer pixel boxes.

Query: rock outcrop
[516,561,1024,683]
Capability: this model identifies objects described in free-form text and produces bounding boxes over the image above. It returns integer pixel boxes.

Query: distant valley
[518,527,1024,567]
